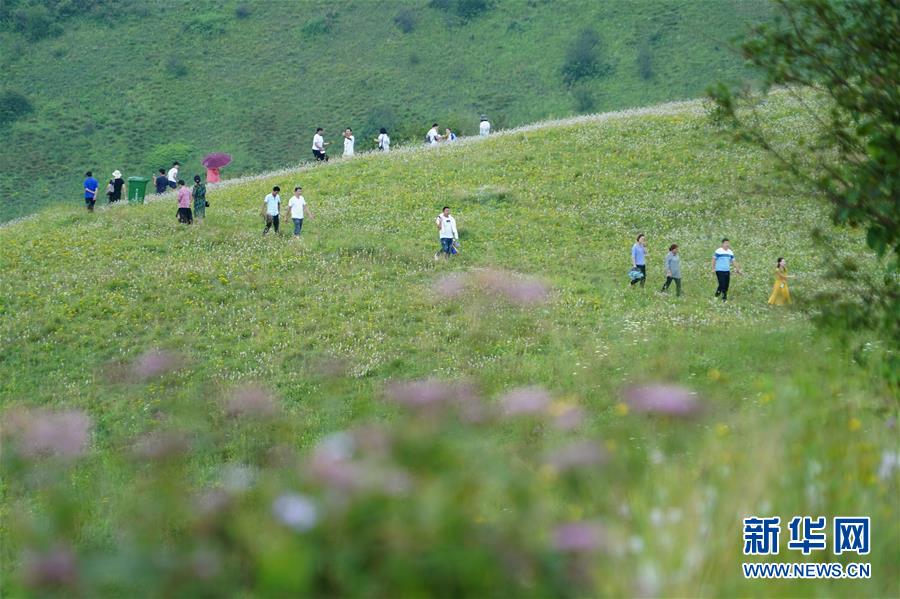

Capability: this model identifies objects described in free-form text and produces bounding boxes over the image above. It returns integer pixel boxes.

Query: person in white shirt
[343,128,355,157]
[167,161,180,189]
[288,186,315,237]
[479,115,491,136]
[435,206,458,256]
[312,128,329,162]
[426,123,443,145]
[262,186,281,235]
[376,128,390,152]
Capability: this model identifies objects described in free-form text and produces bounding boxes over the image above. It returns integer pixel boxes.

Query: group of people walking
[629,234,791,304]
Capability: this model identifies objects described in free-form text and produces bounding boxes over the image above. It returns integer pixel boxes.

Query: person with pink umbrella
[202,153,231,183]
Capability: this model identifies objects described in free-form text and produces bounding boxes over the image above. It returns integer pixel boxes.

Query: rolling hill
[0,0,773,221]
[1,92,897,596]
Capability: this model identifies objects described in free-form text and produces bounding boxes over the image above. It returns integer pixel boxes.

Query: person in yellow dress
[768,257,792,305]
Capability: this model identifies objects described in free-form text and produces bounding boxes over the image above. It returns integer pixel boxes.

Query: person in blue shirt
[712,238,742,302]
[83,171,99,212]
[630,233,648,287]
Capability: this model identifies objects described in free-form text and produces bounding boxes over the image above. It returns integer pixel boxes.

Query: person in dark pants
[630,233,648,287]
[262,186,281,235]
[713,238,742,302]
[176,179,192,224]
[83,170,99,212]
[435,206,458,257]
[110,170,125,203]
[154,169,169,194]
[661,244,682,296]
[312,128,329,161]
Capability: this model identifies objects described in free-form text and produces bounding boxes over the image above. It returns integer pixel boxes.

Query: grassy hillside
[0,0,771,221]
[1,93,897,595]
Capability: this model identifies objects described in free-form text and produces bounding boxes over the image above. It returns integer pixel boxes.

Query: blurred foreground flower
[22,545,77,589]
[272,493,319,532]
[132,430,190,461]
[501,386,551,417]
[384,378,478,416]
[548,400,585,430]
[432,268,550,305]
[225,385,279,418]
[553,521,608,553]
[622,384,701,417]
[545,441,607,472]
[4,408,91,460]
[131,349,182,381]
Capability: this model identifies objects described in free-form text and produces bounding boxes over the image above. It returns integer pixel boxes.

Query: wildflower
[22,545,77,589]
[848,417,862,432]
[474,268,550,305]
[384,378,476,411]
[877,451,899,481]
[6,409,91,459]
[225,385,279,418]
[622,384,701,417]
[432,272,467,298]
[130,349,181,381]
[548,400,585,430]
[545,441,607,472]
[552,521,608,553]
[500,386,551,416]
[271,493,318,532]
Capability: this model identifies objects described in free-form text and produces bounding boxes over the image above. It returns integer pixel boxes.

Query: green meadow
[0,0,772,221]
[1,93,897,595]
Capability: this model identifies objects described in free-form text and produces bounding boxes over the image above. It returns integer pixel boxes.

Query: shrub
[165,56,188,78]
[573,86,596,113]
[0,90,33,126]
[637,44,653,81]
[561,28,612,86]
[394,8,416,33]
[429,0,492,21]
[182,14,228,37]
[10,5,62,41]
[144,142,194,172]
[235,3,251,19]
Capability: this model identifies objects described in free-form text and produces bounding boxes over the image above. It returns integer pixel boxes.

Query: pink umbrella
[202,153,231,183]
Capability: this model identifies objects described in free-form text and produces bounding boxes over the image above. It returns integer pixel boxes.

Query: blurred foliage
[708,0,900,385]
[561,28,613,87]
[0,89,33,126]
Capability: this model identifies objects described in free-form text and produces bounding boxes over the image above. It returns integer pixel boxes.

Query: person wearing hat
[110,170,126,203]
[479,115,491,136]
[192,175,207,221]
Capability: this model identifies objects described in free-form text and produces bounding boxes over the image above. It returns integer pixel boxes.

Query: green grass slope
[0,0,771,221]
[1,94,897,595]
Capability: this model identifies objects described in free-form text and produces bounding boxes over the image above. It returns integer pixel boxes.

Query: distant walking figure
[436,206,458,256]
[630,234,648,287]
[312,128,329,162]
[661,244,682,296]
[83,170,99,212]
[376,128,390,152]
[343,128,355,157]
[479,115,491,136]
[154,168,169,194]
[262,186,281,235]
[167,162,180,189]
[176,180,192,224]
[713,238,741,302]
[110,170,125,203]
[192,175,207,221]
[768,257,792,305]
[288,186,314,237]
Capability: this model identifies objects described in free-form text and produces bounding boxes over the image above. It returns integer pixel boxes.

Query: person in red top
[176,179,192,224]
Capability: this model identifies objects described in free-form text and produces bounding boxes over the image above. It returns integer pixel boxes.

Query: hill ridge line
[1,97,705,230]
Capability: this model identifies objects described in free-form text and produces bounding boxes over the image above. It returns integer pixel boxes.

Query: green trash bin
[127,177,150,204]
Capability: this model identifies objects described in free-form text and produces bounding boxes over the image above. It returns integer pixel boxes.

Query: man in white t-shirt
[262,186,281,235]
[435,206,458,256]
[479,115,491,136]
[343,128,355,157]
[167,161,180,189]
[426,123,443,145]
[312,128,329,162]
[288,186,315,237]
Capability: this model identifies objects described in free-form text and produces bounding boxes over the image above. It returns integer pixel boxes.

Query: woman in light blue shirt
[630,233,648,287]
